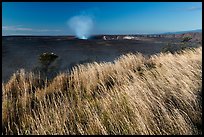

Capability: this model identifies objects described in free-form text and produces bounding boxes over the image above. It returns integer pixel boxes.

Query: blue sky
[2,2,202,36]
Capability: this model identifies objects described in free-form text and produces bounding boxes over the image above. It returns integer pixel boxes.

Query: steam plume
[68,15,93,39]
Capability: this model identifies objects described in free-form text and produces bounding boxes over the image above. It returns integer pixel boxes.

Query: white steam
[68,15,93,39]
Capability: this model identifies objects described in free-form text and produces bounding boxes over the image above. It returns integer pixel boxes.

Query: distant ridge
[3,29,202,37]
[161,29,202,34]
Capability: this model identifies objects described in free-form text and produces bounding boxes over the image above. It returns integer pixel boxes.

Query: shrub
[39,52,58,67]
[161,43,175,53]
[182,36,192,42]
[38,52,59,79]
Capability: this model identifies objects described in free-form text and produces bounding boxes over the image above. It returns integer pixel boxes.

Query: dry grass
[2,47,202,135]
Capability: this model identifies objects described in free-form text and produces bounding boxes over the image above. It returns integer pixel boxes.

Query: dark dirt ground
[2,34,202,82]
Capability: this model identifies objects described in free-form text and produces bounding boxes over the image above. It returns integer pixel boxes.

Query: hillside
[2,47,202,135]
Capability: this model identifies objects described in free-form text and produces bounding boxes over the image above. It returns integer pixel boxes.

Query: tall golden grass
[2,47,202,135]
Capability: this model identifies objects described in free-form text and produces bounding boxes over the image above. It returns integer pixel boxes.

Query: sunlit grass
[2,47,202,135]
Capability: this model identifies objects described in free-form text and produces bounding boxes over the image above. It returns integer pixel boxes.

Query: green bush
[182,36,192,42]
[39,52,58,67]
[161,43,175,53]
[38,52,58,79]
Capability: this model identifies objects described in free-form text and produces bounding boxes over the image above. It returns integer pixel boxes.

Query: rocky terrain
[2,32,202,82]
[90,32,202,41]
